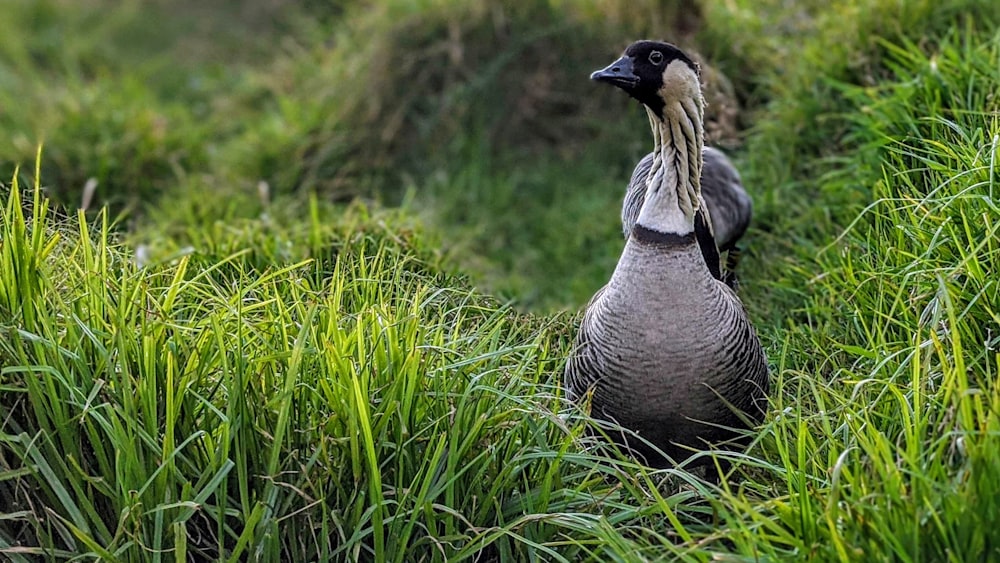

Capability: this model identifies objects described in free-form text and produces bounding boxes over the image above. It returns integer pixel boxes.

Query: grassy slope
[2,0,1000,560]
[701,1,1000,557]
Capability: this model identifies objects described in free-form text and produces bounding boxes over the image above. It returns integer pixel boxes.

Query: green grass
[0,166,738,561]
[0,0,736,309]
[732,29,1000,556]
[3,0,1000,560]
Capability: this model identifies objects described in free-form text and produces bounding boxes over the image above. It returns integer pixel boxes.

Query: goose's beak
[590,55,639,91]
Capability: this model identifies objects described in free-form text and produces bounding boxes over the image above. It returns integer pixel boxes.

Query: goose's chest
[595,290,728,370]
[593,246,736,375]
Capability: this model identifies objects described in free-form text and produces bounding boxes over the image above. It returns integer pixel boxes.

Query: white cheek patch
[658,60,702,105]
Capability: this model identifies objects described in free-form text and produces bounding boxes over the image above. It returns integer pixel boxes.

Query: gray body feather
[565,234,769,465]
[622,147,751,250]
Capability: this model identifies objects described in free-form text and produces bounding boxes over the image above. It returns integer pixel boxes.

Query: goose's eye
[649,51,664,65]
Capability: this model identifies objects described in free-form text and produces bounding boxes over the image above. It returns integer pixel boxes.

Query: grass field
[2,0,1000,560]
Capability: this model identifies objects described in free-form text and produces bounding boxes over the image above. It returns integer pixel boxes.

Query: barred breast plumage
[565,229,769,465]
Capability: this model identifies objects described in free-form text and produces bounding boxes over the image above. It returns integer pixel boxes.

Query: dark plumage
[565,41,769,469]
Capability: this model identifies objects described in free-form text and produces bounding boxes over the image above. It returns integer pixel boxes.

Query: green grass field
[2,0,1000,560]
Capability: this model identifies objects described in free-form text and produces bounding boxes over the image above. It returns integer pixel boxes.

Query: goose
[564,41,769,469]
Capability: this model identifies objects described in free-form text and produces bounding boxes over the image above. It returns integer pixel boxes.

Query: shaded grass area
[2,0,1000,560]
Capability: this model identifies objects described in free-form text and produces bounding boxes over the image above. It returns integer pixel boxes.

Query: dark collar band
[632,224,697,247]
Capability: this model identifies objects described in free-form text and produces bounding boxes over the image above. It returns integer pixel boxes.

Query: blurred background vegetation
[0,0,997,310]
[1,0,746,311]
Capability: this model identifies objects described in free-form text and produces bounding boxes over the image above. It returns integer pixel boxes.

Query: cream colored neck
[635,98,704,236]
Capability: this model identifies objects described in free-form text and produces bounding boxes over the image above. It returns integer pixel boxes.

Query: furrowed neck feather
[635,94,704,237]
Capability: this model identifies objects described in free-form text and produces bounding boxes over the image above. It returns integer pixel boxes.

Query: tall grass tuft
[1,166,744,561]
[696,27,1000,560]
